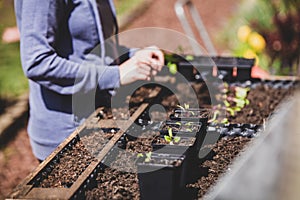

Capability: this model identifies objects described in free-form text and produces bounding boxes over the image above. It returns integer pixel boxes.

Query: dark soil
[187,136,251,199]
[36,129,115,188]
[229,83,296,124]
[38,141,95,188]
[83,81,297,199]
[85,151,140,200]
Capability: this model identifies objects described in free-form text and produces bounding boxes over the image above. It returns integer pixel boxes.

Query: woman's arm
[16,0,120,95]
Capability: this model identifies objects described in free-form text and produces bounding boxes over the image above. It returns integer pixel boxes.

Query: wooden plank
[66,102,151,198]
[7,123,86,199]
[25,188,70,199]
[66,87,162,198]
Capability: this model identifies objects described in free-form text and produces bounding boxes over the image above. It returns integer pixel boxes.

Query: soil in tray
[229,84,295,124]
[187,136,251,199]
[96,107,138,120]
[37,130,114,188]
[160,82,212,112]
[85,151,140,200]
[159,81,296,125]
[123,130,160,153]
[85,130,166,199]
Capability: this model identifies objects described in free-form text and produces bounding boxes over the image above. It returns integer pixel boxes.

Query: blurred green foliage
[0,0,27,99]
[218,0,300,75]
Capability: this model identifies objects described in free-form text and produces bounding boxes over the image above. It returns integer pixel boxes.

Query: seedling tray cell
[137,153,185,200]
[207,123,261,138]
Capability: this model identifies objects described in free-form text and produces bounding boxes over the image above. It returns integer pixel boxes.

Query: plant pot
[159,120,201,134]
[236,57,255,81]
[158,120,206,154]
[170,108,211,124]
[152,135,197,186]
[170,108,210,140]
[137,153,185,200]
[179,56,214,81]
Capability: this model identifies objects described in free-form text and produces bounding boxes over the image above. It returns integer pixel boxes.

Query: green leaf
[233,107,241,112]
[209,110,220,122]
[189,111,195,116]
[226,107,235,116]
[184,122,192,126]
[234,98,246,108]
[221,118,229,124]
[137,153,144,158]
[164,135,172,143]
[167,62,177,75]
[177,104,185,110]
[224,100,230,107]
[168,128,173,137]
[175,122,182,126]
[185,55,194,61]
[184,103,190,109]
[235,87,249,99]
[245,99,250,105]
[174,136,181,143]
[145,152,152,162]
[186,128,193,132]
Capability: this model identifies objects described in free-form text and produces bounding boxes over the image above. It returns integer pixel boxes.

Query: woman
[14,0,164,161]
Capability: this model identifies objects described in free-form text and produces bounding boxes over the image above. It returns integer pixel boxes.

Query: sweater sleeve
[17,0,120,95]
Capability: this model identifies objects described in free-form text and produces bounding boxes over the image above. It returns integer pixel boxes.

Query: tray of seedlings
[7,86,162,200]
[182,81,299,199]
[160,53,255,82]
[8,51,300,199]
[82,112,204,200]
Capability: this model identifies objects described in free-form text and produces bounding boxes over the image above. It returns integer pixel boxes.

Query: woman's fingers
[119,46,165,85]
[134,47,164,71]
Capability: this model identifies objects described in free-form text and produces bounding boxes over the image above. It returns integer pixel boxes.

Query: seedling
[164,128,181,145]
[145,152,152,162]
[185,55,194,61]
[210,84,250,123]
[167,61,177,75]
[175,121,182,126]
[176,104,195,116]
[137,152,152,163]
[177,103,190,110]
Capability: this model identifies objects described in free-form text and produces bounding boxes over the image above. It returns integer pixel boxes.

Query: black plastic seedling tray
[137,153,185,200]
[163,54,255,82]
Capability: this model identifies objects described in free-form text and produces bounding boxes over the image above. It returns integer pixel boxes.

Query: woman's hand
[119,46,164,85]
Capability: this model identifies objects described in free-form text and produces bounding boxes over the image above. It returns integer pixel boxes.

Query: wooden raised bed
[7,87,161,200]
[7,53,300,199]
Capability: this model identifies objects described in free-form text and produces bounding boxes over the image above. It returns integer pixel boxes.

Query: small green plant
[137,152,152,162]
[167,61,178,75]
[210,84,250,123]
[164,128,181,145]
[185,55,194,61]
[175,121,182,126]
[174,121,193,132]
[176,103,196,117]
[177,103,190,110]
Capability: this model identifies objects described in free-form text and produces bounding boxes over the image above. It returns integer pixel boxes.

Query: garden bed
[7,54,299,199]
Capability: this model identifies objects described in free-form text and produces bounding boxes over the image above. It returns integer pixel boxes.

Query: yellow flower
[248,32,266,52]
[237,25,252,42]
[243,49,259,66]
